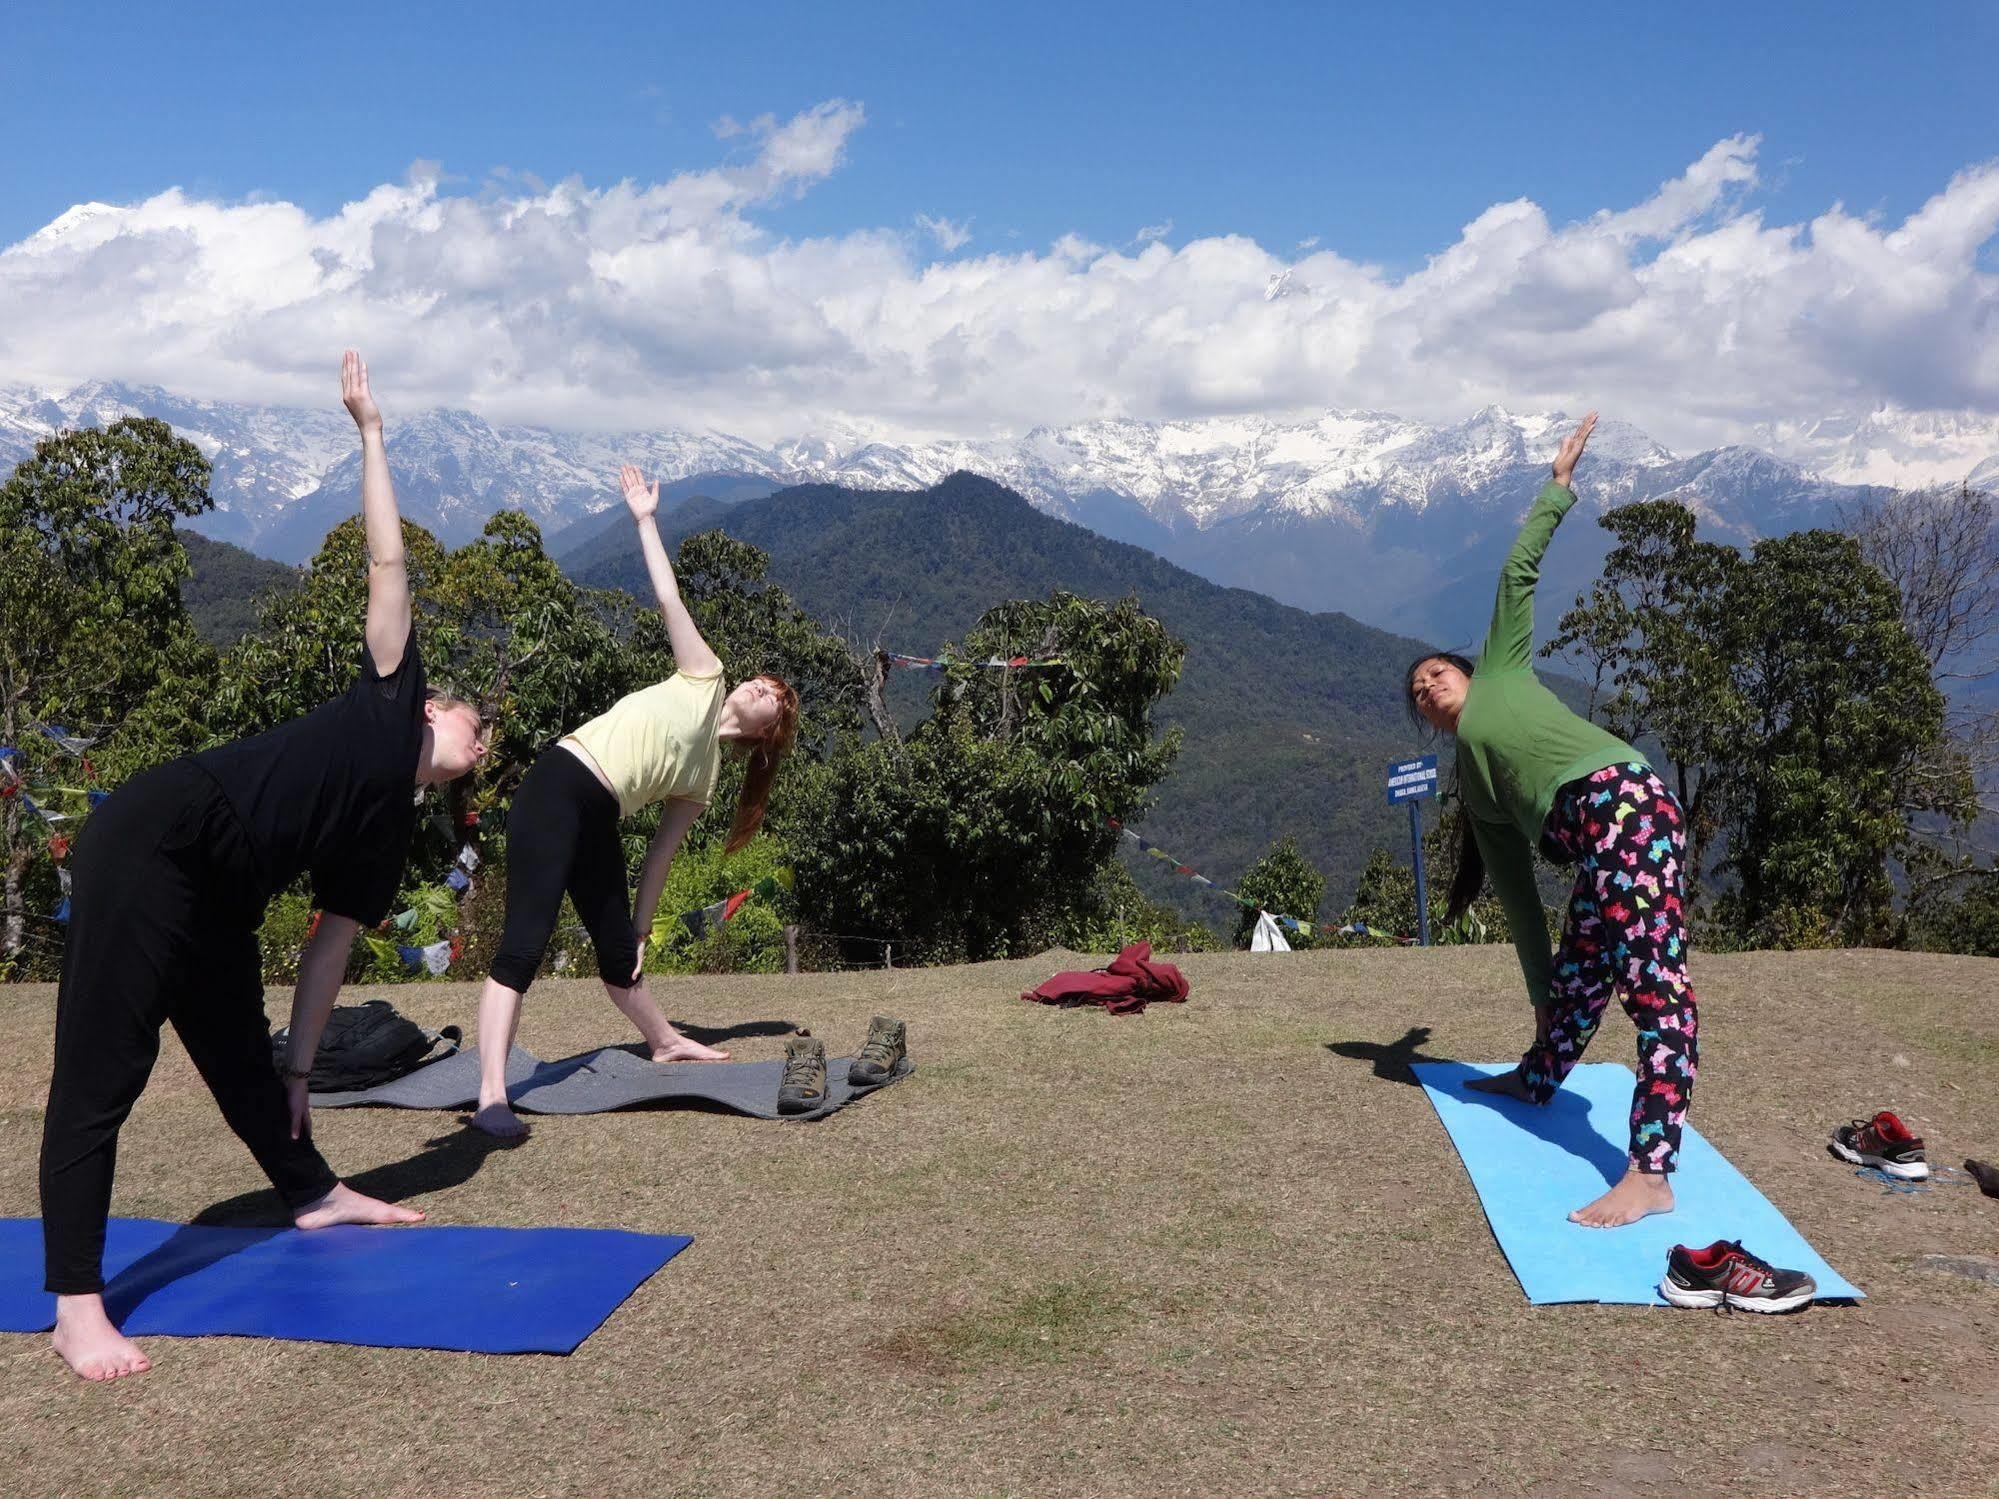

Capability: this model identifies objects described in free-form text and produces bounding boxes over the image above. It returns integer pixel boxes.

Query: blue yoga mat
[1412,1062,1862,1307]
[0,1217,691,1353]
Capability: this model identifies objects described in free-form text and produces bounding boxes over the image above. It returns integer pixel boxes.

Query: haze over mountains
[4,380,1994,647]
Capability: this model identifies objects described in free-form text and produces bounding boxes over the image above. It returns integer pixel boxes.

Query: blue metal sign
[1385,754,1438,806]
[1387,754,1439,945]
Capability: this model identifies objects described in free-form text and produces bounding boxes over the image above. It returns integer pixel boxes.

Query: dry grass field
[0,946,1994,1497]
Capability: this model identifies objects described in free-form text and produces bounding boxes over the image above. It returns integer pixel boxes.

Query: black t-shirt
[194,630,426,925]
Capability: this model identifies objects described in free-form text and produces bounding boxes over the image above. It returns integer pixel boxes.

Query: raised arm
[1479,411,1597,672]
[620,464,722,678]
[341,351,410,673]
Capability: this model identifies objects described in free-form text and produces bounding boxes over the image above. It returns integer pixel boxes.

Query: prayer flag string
[882,652,1066,672]
[1106,819,1410,945]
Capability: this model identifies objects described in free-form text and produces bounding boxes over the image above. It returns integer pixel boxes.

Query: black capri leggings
[40,760,339,1295]
[489,745,637,994]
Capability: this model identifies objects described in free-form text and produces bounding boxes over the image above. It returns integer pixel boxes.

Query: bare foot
[468,1099,530,1139]
[651,1037,730,1063]
[293,1181,426,1231]
[1569,1167,1675,1228]
[51,1294,151,1382]
[1466,1069,1535,1102]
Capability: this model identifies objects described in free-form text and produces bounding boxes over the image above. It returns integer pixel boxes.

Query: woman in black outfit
[39,352,489,1381]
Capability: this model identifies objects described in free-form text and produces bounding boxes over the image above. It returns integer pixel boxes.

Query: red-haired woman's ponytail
[725,676,799,854]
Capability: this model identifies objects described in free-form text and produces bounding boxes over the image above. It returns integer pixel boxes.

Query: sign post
[1385,755,1439,946]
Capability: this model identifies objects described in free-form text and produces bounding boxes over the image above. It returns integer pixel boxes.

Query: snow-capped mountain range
[3,380,1993,644]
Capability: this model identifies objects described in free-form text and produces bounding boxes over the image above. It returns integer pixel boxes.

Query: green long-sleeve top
[1456,480,1644,1007]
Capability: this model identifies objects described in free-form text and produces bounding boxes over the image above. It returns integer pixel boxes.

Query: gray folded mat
[310,1044,912,1122]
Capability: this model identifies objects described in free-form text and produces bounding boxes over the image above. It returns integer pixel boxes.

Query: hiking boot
[1660,1240,1816,1314]
[1830,1111,1929,1180]
[777,1037,827,1115]
[848,1016,907,1087]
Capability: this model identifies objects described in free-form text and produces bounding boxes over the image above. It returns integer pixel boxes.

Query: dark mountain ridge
[561,471,1552,920]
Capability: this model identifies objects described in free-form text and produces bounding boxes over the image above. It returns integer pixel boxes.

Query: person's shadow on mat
[1326,1037,1626,1187]
[103,1223,286,1323]
[1423,1060,1628,1188]
[192,1129,520,1226]
[1325,1026,1436,1085]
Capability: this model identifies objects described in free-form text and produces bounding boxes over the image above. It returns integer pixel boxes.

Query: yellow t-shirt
[567,671,726,818]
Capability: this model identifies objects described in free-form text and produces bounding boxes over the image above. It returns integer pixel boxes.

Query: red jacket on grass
[1020,942,1190,1016]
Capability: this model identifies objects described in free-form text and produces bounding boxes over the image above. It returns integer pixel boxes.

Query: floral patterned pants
[1521,763,1699,1175]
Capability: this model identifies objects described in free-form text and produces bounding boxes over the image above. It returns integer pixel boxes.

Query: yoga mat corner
[1412,1061,1863,1308]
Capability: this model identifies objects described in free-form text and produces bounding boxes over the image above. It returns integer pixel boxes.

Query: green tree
[1910,868,1999,957]
[1549,502,1971,948]
[1234,836,1326,947]
[0,420,214,965]
[1544,501,1746,899]
[782,591,1184,962]
[1712,529,1966,945]
[1340,804,1519,946]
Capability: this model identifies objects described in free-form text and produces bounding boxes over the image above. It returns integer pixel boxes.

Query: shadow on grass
[664,1018,801,1045]
[1325,1028,1623,1184]
[192,1128,523,1227]
[1324,1025,1437,1086]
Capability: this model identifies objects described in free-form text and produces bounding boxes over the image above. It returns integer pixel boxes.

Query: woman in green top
[1407,413,1700,1229]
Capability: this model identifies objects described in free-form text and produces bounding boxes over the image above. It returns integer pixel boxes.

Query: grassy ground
[0,947,1994,1498]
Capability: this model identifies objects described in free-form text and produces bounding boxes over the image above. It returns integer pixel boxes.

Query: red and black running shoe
[1660,1240,1816,1314]
[1830,1111,1929,1181]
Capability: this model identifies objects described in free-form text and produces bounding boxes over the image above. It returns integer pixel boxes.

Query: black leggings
[40,760,338,1295]
[489,745,636,994]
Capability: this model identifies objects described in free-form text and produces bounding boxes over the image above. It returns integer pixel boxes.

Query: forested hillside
[560,471,1472,918]
[180,531,302,646]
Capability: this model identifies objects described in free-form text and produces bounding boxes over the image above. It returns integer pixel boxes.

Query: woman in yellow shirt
[471,465,798,1138]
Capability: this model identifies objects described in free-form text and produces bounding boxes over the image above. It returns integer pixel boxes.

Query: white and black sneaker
[1660,1240,1816,1314]
[1829,1111,1930,1181]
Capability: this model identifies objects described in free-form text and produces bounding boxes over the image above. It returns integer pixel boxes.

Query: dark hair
[1403,651,1486,926]
[1402,651,1474,730]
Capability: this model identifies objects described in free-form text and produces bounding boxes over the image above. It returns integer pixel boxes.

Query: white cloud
[915,213,973,252]
[1132,219,1174,246]
[2,108,1997,459]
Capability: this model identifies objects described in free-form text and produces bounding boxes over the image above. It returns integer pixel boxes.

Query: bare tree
[1844,481,1999,682]
[1846,482,1999,917]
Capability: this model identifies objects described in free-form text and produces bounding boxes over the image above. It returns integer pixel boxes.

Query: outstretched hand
[620,464,659,521]
[287,1075,311,1140]
[1551,411,1597,489]
[342,350,382,434]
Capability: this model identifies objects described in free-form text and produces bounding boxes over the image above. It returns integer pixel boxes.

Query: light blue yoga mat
[1413,1061,1862,1307]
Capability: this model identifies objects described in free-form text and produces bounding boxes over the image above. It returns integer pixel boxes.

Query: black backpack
[271,999,461,1092]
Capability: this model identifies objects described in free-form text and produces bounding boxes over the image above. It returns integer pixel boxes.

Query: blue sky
[4,1,1992,267]
[1,2,1994,462]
